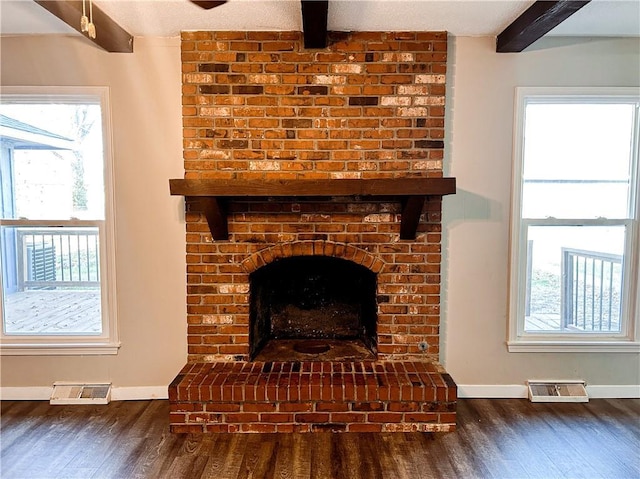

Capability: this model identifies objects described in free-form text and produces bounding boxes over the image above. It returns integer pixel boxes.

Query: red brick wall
[180,31,447,363]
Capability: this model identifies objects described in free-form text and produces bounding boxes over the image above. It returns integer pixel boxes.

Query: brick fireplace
[169,30,457,433]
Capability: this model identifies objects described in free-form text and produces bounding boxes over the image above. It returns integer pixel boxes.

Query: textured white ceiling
[547,0,640,37]
[1,0,638,38]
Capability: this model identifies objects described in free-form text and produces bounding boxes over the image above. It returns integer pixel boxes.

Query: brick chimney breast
[171,31,456,434]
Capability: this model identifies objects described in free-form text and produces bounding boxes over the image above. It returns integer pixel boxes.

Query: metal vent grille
[527,380,588,403]
[50,383,111,405]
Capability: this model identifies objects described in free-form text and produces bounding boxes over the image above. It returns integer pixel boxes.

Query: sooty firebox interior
[249,256,377,361]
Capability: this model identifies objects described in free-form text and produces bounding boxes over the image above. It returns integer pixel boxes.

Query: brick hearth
[170,30,457,433]
[169,361,456,433]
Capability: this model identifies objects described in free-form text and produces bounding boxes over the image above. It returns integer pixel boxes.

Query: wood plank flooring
[1,398,639,479]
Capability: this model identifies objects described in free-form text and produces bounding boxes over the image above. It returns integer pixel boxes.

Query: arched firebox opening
[249,255,377,361]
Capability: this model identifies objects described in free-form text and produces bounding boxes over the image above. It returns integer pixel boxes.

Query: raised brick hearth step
[169,360,456,433]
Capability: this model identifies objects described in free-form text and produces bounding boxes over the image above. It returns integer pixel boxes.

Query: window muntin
[509,88,639,350]
[0,88,118,354]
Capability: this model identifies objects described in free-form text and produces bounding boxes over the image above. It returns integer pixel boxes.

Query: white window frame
[0,86,119,355]
[508,87,640,353]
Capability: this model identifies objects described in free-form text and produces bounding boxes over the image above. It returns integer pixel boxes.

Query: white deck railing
[16,228,100,290]
[561,247,622,332]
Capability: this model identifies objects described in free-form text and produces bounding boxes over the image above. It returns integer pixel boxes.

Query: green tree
[70,106,93,211]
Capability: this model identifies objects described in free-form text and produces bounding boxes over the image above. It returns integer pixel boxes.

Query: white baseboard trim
[111,386,168,401]
[586,385,640,398]
[2,385,638,401]
[458,385,528,398]
[0,387,53,401]
[0,386,168,401]
[458,384,640,399]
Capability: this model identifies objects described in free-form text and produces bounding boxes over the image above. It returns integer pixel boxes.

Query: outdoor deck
[526,312,620,333]
[3,290,101,334]
[525,313,561,331]
[0,293,612,336]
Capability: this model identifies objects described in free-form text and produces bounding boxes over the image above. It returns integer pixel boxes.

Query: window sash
[514,218,635,341]
[520,97,638,221]
[0,220,115,343]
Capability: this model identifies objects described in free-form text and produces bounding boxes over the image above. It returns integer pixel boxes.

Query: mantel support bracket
[188,197,228,240]
[400,196,427,240]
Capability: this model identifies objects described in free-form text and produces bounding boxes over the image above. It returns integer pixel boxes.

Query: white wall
[1,34,639,396]
[442,36,640,391]
[0,36,187,394]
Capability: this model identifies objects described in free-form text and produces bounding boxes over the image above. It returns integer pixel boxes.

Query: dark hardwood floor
[1,398,639,479]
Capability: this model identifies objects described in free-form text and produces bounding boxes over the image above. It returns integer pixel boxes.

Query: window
[508,87,639,352]
[0,87,118,354]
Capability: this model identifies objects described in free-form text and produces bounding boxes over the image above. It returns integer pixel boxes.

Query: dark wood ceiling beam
[34,0,133,53]
[189,1,227,9]
[496,0,591,53]
[301,0,328,49]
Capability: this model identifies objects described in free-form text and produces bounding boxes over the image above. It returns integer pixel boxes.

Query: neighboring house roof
[0,114,74,150]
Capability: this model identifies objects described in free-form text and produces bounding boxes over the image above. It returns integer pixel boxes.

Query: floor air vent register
[50,382,112,405]
[527,380,588,403]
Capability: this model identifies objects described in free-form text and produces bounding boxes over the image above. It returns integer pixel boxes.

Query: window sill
[0,341,121,356]
[507,340,640,353]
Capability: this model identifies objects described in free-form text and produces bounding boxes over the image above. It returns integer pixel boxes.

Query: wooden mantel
[169,177,456,240]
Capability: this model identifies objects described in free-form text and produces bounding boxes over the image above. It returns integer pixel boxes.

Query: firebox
[249,255,377,361]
